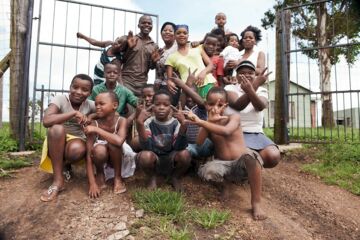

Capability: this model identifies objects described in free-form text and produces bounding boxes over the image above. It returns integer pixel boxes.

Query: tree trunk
[10,0,29,140]
[317,2,334,128]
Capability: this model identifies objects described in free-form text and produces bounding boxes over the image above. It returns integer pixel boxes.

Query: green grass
[299,143,360,195]
[133,189,185,219]
[131,189,230,239]
[191,209,230,229]
[0,153,33,178]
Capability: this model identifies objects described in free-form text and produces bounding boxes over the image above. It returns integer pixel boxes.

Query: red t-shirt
[211,55,224,86]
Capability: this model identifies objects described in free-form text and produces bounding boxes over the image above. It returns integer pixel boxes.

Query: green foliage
[288,126,360,142]
[301,143,360,195]
[191,209,230,229]
[169,226,192,240]
[261,0,360,64]
[133,189,184,219]
[0,157,33,170]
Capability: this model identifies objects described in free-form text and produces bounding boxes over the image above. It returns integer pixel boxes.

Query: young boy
[213,13,231,35]
[40,74,95,202]
[136,89,191,191]
[89,62,138,116]
[185,87,266,220]
[84,92,128,197]
[203,33,225,87]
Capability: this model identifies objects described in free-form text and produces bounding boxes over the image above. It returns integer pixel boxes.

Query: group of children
[39,12,277,221]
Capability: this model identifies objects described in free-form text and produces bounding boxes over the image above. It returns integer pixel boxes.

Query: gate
[271,0,360,143]
[30,0,159,138]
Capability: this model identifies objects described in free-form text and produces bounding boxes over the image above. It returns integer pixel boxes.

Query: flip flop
[114,182,127,194]
[40,185,65,202]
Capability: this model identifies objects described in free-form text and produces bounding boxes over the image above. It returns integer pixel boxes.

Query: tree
[262,0,360,127]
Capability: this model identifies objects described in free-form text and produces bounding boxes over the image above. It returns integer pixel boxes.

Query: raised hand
[239,75,254,93]
[127,31,138,48]
[171,104,186,125]
[151,47,161,62]
[208,99,229,122]
[167,79,178,95]
[136,101,152,122]
[254,67,272,88]
[186,68,198,86]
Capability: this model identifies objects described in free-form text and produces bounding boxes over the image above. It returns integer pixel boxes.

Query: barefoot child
[84,92,127,198]
[136,89,191,191]
[40,74,95,202]
[185,87,266,220]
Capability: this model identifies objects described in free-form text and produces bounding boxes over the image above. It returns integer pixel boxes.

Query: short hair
[104,61,120,70]
[240,25,262,42]
[153,89,172,103]
[211,27,225,37]
[98,91,119,105]
[139,15,152,23]
[215,12,226,19]
[161,22,176,32]
[226,33,239,43]
[71,73,93,90]
[206,87,228,102]
[141,84,155,94]
[204,33,219,42]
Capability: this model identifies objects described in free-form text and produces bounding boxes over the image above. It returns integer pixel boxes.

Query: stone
[135,209,144,218]
[114,222,127,231]
[119,215,128,222]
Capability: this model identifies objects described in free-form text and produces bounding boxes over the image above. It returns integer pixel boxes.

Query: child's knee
[175,150,191,165]
[138,151,156,167]
[261,147,281,168]
[65,141,86,162]
[244,154,261,170]
[91,145,108,162]
[47,124,65,138]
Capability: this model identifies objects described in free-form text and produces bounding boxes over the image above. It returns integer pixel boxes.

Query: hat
[234,60,255,72]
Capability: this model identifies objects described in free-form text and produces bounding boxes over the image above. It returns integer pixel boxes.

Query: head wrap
[175,24,189,32]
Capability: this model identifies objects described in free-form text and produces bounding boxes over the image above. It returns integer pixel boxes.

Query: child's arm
[196,126,209,146]
[43,104,87,127]
[171,70,205,108]
[171,105,188,150]
[165,65,178,95]
[135,105,152,143]
[77,32,113,48]
[197,49,214,86]
[83,118,127,147]
[85,124,101,198]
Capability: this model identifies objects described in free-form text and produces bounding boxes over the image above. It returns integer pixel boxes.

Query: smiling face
[236,66,256,82]
[205,92,228,115]
[242,31,256,50]
[203,36,218,57]
[138,16,153,36]
[95,93,118,118]
[161,24,175,45]
[175,27,189,46]
[104,63,119,85]
[153,93,172,121]
[69,78,92,105]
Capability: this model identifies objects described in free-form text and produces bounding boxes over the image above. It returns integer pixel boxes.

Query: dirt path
[0,154,359,240]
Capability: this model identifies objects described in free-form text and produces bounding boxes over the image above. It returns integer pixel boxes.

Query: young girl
[166,24,216,100]
[84,92,128,198]
[40,74,95,202]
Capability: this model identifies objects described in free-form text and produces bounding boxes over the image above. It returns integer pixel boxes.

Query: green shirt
[89,82,138,114]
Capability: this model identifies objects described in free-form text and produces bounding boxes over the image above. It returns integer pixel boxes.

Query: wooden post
[10,0,30,144]
[274,10,291,144]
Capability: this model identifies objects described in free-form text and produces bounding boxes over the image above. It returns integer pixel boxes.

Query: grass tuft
[191,209,230,229]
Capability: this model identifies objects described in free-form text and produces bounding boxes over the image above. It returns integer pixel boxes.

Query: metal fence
[264,0,360,143]
[30,0,159,138]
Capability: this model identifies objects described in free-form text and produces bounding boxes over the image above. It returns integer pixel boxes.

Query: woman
[166,24,216,100]
[155,22,177,88]
[225,26,266,76]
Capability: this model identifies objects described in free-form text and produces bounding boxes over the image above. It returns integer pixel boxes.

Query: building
[264,80,317,128]
[334,108,360,128]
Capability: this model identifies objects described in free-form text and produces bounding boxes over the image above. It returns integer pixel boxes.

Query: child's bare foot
[113,177,126,194]
[252,203,267,221]
[96,173,107,189]
[171,177,183,192]
[147,176,157,190]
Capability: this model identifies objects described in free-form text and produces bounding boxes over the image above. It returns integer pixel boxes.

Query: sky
[0,0,359,123]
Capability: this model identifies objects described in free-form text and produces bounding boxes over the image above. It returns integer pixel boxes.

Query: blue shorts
[243,132,276,151]
[186,138,214,158]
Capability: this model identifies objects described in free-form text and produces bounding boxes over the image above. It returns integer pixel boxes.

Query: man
[122,15,160,96]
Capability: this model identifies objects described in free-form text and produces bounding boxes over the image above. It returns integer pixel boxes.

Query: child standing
[84,92,128,197]
[185,87,266,220]
[40,74,95,202]
[136,90,191,191]
[203,33,225,87]
[166,25,217,100]
[89,62,138,116]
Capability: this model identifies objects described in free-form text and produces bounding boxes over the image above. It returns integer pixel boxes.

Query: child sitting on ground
[39,74,95,202]
[185,87,266,220]
[84,92,128,197]
[136,89,191,191]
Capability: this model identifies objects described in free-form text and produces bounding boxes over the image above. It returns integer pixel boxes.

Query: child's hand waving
[127,31,138,48]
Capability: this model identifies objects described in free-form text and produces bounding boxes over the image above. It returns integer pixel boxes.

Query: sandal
[114,182,127,194]
[40,185,65,202]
